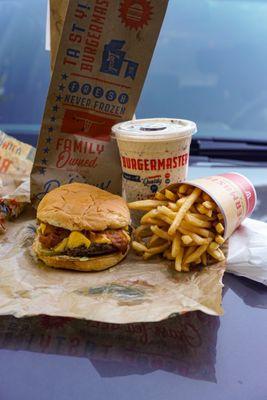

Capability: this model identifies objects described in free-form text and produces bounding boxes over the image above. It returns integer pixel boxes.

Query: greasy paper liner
[1,219,266,384]
[0,209,224,324]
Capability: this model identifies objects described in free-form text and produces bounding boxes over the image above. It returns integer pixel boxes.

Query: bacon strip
[39,224,69,248]
[105,229,129,254]
[39,224,129,253]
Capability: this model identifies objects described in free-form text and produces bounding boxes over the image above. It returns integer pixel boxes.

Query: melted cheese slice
[39,223,46,234]
[93,233,111,244]
[54,238,69,253]
[67,231,91,249]
[53,233,91,253]
[38,224,116,253]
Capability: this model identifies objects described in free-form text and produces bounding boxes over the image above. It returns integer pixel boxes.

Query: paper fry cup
[164,172,257,240]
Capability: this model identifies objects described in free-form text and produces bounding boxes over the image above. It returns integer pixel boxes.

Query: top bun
[37,183,130,231]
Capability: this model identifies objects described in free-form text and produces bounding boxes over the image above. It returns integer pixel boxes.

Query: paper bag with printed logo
[31,0,168,204]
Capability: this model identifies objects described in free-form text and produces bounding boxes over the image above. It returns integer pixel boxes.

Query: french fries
[175,247,184,271]
[157,206,176,220]
[181,235,193,245]
[215,222,224,234]
[215,235,225,245]
[201,252,207,266]
[140,209,159,224]
[129,184,227,272]
[132,241,148,253]
[165,189,176,201]
[148,234,165,248]
[134,224,152,240]
[171,233,181,258]
[150,225,172,241]
[184,213,212,228]
[168,188,201,235]
[127,199,168,211]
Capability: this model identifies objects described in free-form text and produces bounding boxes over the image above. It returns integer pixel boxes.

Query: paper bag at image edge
[31,0,168,204]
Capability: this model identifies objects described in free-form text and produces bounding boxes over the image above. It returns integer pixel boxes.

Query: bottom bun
[33,239,129,272]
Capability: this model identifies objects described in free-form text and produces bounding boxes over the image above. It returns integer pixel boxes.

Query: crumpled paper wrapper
[0,209,225,323]
[0,131,34,231]
[227,218,267,285]
[0,130,35,178]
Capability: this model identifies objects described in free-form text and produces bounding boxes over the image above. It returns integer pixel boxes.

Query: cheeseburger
[33,183,131,271]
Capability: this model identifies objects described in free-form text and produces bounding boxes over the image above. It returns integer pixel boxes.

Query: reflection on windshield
[0,0,49,126]
[137,0,267,138]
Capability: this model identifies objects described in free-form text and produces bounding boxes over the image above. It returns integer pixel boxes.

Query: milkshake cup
[112,118,197,202]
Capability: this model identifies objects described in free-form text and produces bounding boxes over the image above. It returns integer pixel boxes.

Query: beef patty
[65,243,117,258]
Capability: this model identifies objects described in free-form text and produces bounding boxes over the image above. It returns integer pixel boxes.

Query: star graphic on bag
[43,147,49,154]
[48,127,53,133]
[41,158,47,165]
[52,105,58,112]
[61,73,68,80]
[46,137,52,144]
[39,167,46,175]
[50,116,56,122]
[58,84,65,91]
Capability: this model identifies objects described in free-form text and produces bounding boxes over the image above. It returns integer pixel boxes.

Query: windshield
[0,0,50,133]
[1,0,267,140]
[138,0,267,140]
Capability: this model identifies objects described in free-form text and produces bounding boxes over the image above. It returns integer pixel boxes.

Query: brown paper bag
[50,0,69,72]
[31,0,168,205]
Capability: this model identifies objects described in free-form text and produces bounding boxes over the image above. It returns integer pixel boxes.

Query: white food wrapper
[0,130,34,232]
[226,218,267,285]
